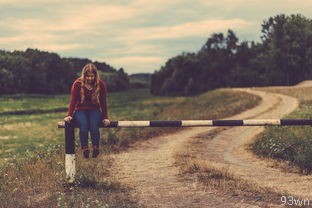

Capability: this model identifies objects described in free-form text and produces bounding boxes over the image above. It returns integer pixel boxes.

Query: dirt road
[110,87,312,207]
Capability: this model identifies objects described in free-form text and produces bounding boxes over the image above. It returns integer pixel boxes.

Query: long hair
[80,63,100,104]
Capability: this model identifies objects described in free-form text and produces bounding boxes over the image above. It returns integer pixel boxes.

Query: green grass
[108,89,183,119]
[251,86,312,174]
[0,88,260,207]
[0,89,183,162]
[0,94,69,113]
[159,89,260,120]
[0,88,260,160]
[0,112,65,160]
[102,89,261,149]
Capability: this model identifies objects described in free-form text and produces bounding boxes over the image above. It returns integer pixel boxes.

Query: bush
[252,126,312,173]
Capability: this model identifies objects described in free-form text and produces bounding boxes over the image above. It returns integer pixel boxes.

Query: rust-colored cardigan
[67,78,108,119]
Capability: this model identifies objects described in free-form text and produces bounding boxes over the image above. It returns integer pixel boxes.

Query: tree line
[151,14,312,96]
[0,48,130,94]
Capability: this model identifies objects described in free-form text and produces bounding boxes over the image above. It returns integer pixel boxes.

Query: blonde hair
[80,63,100,104]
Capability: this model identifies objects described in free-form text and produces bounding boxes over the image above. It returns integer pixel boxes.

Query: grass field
[0,94,69,113]
[0,88,260,207]
[0,89,184,162]
[252,86,312,173]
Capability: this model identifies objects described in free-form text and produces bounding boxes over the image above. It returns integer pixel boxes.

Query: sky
[0,0,311,74]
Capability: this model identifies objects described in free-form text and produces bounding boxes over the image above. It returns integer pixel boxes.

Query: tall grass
[0,88,260,207]
[0,147,141,208]
[251,86,312,173]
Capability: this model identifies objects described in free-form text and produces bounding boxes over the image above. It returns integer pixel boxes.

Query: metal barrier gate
[58,119,312,183]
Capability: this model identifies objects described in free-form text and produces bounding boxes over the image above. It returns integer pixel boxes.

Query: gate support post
[65,121,75,183]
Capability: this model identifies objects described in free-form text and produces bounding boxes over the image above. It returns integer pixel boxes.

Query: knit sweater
[67,78,108,119]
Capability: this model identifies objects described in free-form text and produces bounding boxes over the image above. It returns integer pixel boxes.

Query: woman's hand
[64,116,73,122]
[102,119,110,127]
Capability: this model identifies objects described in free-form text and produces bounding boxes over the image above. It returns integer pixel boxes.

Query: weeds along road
[109,86,312,207]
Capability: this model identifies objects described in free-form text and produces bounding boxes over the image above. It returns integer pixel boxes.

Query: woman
[64,63,110,158]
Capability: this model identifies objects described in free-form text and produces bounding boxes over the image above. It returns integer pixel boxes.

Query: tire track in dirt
[201,88,312,200]
[110,88,304,207]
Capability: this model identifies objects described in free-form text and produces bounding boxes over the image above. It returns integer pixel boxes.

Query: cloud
[130,0,181,12]
[0,32,58,44]
[0,0,63,4]
[106,56,164,74]
[117,18,251,45]
[56,4,138,31]
[0,0,311,74]
[199,0,312,8]
[0,31,91,52]
[33,43,91,52]
[6,4,138,33]
[0,3,139,52]
[104,43,167,57]
[109,56,163,63]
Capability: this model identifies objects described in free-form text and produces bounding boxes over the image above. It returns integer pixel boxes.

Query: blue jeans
[73,109,103,148]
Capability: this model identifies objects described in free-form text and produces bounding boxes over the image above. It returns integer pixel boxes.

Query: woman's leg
[73,110,89,148]
[89,110,103,147]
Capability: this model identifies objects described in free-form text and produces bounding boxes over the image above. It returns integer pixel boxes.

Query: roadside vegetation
[251,86,312,174]
[0,88,260,207]
[107,88,260,150]
[174,138,283,206]
[173,86,312,206]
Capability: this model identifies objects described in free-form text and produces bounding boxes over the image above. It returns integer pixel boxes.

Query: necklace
[85,84,93,91]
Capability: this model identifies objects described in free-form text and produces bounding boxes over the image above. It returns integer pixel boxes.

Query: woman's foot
[92,145,99,158]
[82,146,89,159]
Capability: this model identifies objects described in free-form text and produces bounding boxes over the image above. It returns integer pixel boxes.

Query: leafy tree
[0,48,131,95]
[0,68,14,93]
[151,14,312,96]
[261,14,312,85]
